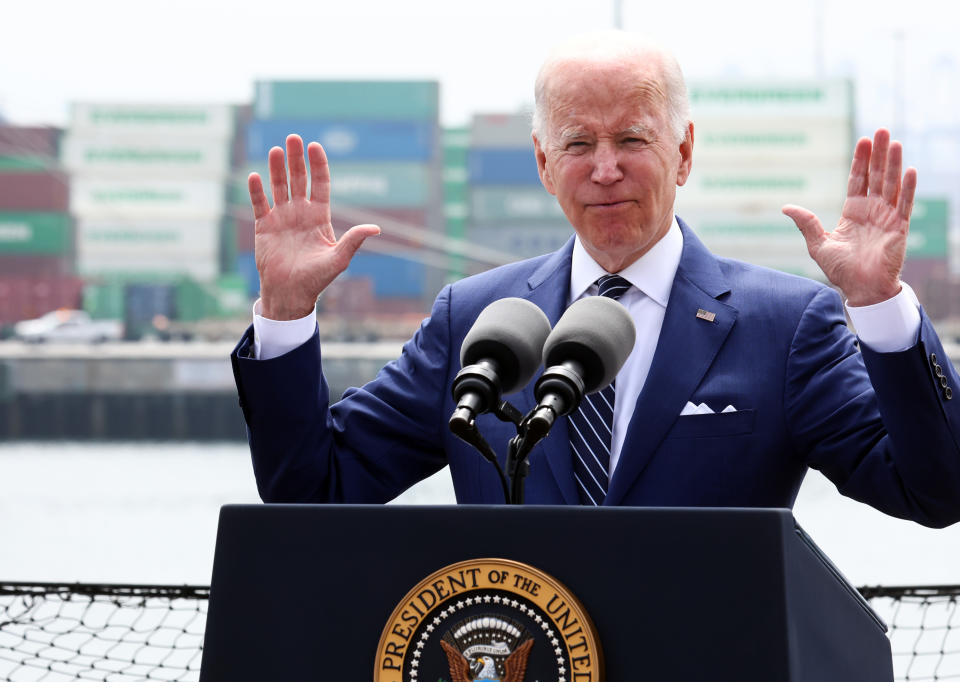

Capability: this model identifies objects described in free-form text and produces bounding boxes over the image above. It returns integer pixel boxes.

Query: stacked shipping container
[466,114,569,266]
[62,103,246,334]
[902,198,953,319]
[0,126,82,326]
[235,80,443,314]
[677,80,854,278]
[442,128,469,280]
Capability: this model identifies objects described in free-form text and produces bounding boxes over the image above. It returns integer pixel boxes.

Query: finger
[846,137,872,197]
[248,172,270,220]
[882,141,903,205]
[898,167,918,221]
[286,135,308,199]
[308,142,332,208]
[868,128,890,196]
[334,223,382,264]
[267,146,289,206]
[783,204,827,255]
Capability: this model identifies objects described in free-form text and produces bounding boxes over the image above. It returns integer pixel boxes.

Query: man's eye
[566,141,588,150]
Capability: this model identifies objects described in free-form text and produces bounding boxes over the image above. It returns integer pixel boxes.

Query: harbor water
[1,441,958,588]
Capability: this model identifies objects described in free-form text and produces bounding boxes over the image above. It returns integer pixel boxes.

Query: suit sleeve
[230,285,455,503]
[785,287,960,527]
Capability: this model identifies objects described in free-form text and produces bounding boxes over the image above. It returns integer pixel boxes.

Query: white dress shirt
[253,216,922,477]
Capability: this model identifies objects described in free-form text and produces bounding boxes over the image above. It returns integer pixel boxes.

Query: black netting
[862,586,960,680]
[0,583,206,681]
[1,582,957,680]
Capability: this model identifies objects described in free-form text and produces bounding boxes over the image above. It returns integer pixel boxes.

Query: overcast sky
[2,0,958,136]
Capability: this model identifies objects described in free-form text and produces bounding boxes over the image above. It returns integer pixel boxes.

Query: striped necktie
[569,274,631,505]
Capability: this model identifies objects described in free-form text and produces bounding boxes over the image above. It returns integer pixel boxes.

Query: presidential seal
[374,558,603,682]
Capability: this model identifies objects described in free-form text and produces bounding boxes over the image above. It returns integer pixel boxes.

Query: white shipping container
[70,103,235,138]
[692,117,853,164]
[78,253,220,281]
[680,205,842,278]
[677,166,849,211]
[470,113,534,148]
[61,135,232,177]
[71,178,226,218]
[688,79,853,119]
[77,217,220,259]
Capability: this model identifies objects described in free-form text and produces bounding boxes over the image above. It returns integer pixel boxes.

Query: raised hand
[249,134,380,320]
[783,128,917,307]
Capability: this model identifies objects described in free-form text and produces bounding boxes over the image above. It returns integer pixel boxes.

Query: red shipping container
[370,297,429,316]
[0,126,61,157]
[232,105,253,170]
[902,257,955,320]
[0,275,83,325]
[0,254,74,277]
[0,171,70,211]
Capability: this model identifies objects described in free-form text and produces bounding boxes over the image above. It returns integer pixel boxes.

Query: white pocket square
[681,401,738,416]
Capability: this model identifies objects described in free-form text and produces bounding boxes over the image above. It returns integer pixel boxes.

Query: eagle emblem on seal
[439,615,534,682]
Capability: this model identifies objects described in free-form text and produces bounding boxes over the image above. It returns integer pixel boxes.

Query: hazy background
[1,0,959,590]
[3,0,958,140]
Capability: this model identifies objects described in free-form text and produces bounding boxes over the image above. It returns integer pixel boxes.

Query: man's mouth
[588,200,632,209]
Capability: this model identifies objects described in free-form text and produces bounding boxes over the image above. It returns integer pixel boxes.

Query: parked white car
[13,309,124,343]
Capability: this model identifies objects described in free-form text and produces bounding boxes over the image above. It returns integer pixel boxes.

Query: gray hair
[532,32,691,145]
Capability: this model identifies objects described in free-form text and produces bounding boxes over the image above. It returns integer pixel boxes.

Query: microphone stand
[506,408,557,505]
[451,398,553,505]
[449,400,524,504]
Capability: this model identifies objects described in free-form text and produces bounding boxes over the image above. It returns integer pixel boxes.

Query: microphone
[525,296,636,441]
[449,298,551,430]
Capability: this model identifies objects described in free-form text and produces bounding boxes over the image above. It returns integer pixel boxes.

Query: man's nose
[590,144,624,184]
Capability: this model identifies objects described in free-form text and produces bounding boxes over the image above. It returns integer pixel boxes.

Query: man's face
[534,58,693,272]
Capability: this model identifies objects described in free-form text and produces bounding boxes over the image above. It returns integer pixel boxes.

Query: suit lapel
[520,239,580,504]
[604,222,737,506]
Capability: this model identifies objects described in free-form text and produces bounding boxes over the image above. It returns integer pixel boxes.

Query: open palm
[249,135,379,320]
[783,129,917,307]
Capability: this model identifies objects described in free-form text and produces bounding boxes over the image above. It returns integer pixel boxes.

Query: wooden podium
[200,505,892,681]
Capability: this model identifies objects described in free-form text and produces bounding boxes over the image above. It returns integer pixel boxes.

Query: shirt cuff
[251,298,317,360]
[845,282,921,353]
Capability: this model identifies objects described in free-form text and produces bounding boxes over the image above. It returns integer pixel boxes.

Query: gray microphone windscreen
[542,296,636,393]
[460,298,552,395]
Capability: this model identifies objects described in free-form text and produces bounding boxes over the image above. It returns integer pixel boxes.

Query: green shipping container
[907,198,948,258]
[0,212,72,254]
[254,81,439,121]
[176,275,249,321]
[0,156,52,171]
[83,280,125,319]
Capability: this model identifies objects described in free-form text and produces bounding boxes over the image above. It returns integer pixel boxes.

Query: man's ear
[676,121,694,187]
[533,132,556,195]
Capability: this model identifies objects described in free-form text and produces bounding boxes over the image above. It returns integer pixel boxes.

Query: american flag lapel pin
[696,309,717,322]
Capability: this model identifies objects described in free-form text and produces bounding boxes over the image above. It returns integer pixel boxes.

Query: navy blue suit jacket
[232,220,960,527]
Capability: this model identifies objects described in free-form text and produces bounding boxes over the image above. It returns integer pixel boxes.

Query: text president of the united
[230,32,960,527]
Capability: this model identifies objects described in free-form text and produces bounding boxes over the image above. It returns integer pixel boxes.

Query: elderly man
[231,33,960,527]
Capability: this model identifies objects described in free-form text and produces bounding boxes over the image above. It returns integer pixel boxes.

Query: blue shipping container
[234,251,260,298]
[246,120,435,162]
[468,148,541,185]
[346,252,424,297]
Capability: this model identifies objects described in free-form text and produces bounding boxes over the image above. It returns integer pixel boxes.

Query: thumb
[335,223,381,261]
[782,204,826,255]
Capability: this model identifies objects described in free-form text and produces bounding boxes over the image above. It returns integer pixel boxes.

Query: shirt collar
[569,216,683,307]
